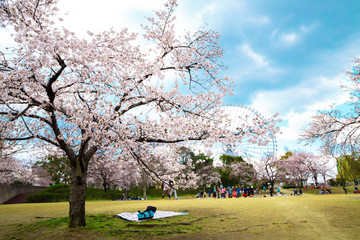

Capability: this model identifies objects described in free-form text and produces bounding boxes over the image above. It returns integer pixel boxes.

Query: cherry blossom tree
[30,165,52,186]
[189,152,220,193]
[229,161,257,186]
[0,155,21,184]
[0,138,31,184]
[302,61,360,181]
[87,154,123,192]
[280,152,311,187]
[256,155,285,191]
[0,152,51,186]
[0,0,279,227]
[34,154,71,184]
[305,155,331,186]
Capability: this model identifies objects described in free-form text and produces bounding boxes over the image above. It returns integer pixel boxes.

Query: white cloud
[250,74,350,154]
[251,74,348,118]
[281,32,298,45]
[240,43,268,67]
[275,23,318,47]
[278,111,314,141]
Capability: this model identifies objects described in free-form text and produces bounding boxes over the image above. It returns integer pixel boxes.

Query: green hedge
[25,184,124,203]
[25,184,207,203]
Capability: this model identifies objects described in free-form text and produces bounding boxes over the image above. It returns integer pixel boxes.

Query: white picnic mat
[115,211,189,222]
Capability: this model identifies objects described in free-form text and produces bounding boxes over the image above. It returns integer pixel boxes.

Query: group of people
[196,185,276,199]
[318,189,332,194]
[342,184,359,194]
[292,189,303,196]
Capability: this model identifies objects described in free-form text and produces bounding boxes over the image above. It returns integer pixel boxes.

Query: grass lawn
[0,189,359,240]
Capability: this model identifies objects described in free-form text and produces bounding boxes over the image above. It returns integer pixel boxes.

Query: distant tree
[280,151,293,160]
[197,153,220,191]
[229,161,257,186]
[0,156,22,184]
[219,154,244,166]
[216,154,255,187]
[280,151,332,187]
[305,155,331,186]
[302,60,360,185]
[30,165,52,186]
[87,154,123,192]
[336,153,360,185]
[256,155,285,192]
[280,152,312,187]
[177,146,192,165]
[35,155,71,185]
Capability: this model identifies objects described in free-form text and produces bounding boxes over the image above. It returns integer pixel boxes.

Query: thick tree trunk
[69,168,87,228]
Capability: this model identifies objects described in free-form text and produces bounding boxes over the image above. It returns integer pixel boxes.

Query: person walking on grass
[169,179,178,199]
[161,181,171,200]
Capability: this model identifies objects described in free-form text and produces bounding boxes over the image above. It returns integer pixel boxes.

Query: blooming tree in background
[255,155,285,191]
[87,153,124,192]
[189,152,220,193]
[34,154,71,184]
[280,152,315,187]
[0,0,279,227]
[0,155,21,184]
[305,155,331,186]
[302,61,360,178]
[229,161,257,186]
[301,62,360,186]
[0,150,51,185]
[30,165,52,186]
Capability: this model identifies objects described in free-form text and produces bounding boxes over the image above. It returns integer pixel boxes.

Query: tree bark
[69,167,87,228]
[103,182,108,193]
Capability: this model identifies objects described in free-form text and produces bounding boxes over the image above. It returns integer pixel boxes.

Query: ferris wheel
[210,104,278,164]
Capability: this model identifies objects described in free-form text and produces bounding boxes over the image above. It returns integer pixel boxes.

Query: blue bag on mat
[137,210,154,220]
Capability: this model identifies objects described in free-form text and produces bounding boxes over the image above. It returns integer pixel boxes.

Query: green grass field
[1,189,359,240]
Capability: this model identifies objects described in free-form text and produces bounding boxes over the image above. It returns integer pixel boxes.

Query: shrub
[25,184,70,203]
[25,184,125,203]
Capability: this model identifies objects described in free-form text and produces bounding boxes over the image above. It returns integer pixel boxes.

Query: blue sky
[2,0,360,157]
